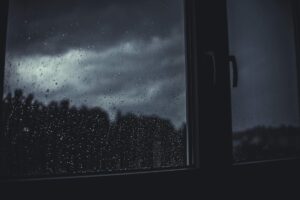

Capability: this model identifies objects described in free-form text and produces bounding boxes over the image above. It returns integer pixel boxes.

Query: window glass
[1,0,187,177]
[228,0,300,163]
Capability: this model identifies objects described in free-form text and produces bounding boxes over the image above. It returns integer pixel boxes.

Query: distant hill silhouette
[233,126,300,162]
[0,89,186,178]
[3,89,299,176]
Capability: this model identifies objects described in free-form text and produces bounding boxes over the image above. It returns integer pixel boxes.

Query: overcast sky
[6,0,299,132]
[4,0,186,127]
[228,0,300,131]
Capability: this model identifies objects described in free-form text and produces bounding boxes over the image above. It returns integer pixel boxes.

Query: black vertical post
[292,0,300,129]
[0,0,9,177]
[195,0,232,172]
[184,0,201,168]
[184,0,233,172]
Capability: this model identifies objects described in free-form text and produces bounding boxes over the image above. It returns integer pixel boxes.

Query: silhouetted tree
[1,89,187,177]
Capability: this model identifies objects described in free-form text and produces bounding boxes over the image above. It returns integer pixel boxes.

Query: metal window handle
[229,55,238,88]
[205,51,217,85]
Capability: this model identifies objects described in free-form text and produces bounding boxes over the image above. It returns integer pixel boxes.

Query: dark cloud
[4,0,187,127]
[7,0,184,56]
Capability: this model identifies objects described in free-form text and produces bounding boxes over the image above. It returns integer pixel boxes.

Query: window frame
[0,0,300,189]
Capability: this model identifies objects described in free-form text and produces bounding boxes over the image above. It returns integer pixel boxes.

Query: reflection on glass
[228,0,300,163]
[1,0,187,177]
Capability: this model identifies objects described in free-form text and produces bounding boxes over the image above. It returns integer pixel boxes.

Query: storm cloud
[4,0,187,127]
[6,0,183,56]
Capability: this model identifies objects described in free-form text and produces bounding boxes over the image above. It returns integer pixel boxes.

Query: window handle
[229,55,238,88]
[205,51,217,85]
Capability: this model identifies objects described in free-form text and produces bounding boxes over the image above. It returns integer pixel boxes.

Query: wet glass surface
[228,0,300,163]
[1,0,187,177]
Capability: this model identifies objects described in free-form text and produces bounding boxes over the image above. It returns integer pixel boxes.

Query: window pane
[1,0,187,178]
[228,0,300,163]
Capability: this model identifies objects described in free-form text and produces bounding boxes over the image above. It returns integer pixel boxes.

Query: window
[0,0,188,179]
[228,0,300,163]
[1,0,300,189]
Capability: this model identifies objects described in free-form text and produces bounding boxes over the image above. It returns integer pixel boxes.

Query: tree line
[233,125,300,162]
[0,89,186,178]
